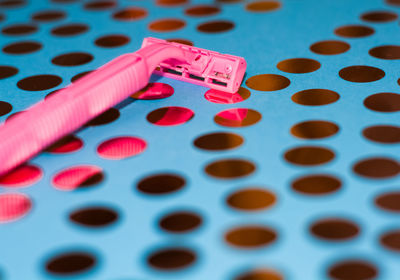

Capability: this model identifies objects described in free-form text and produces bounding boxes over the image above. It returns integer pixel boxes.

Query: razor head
[142,37,246,93]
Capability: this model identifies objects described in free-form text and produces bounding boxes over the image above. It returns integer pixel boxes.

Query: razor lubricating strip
[142,37,247,94]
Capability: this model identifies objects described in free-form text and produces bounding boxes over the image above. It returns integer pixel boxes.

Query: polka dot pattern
[246,1,281,12]
[364,93,400,112]
[137,174,185,195]
[226,188,276,211]
[292,174,342,196]
[214,108,262,127]
[335,25,375,38]
[147,248,196,270]
[353,157,400,179]
[197,20,235,33]
[159,211,202,233]
[193,132,244,151]
[277,58,321,74]
[0,193,32,223]
[328,260,378,280]
[339,66,385,83]
[148,19,186,32]
[225,225,277,249]
[147,106,194,126]
[52,165,104,191]
[205,158,256,179]
[310,40,350,55]
[45,251,97,275]
[284,146,335,166]
[97,136,146,159]
[246,74,290,91]
[17,75,62,91]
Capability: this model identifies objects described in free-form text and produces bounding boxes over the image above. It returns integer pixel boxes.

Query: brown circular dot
[0,66,18,79]
[246,74,290,91]
[292,174,341,196]
[51,23,89,36]
[353,157,400,179]
[369,45,400,60]
[0,101,12,117]
[3,41,42,55]
[0,14,4,22]
[137,173,185,195]
[292,89,340,106]
[310,218,359,241]
[375,192,400,213]
[71,71,93,83]
[2,24,38,35]
[227,188,276,211]
[361,11,398,23]
[112,7,148,21]
[364,93,400,112]
[310,40,350,55]
[193,132,244,151]
[328,260,378,280]
[52,52,93,67]
[335,25,375,38]
[339,66,385,83]
[217,0,242,3]
[69,206,118,228]
[46,252,96,275]
[277,58,320,74]
[246,1,281,12]
[159,211,202,233]
[17,75,62,91]
[225,225,277,249]
[32,10,66,22]
[157,0,188,5]
[291,120,339,139]
[284,146,335,166]
[84,0,116,10]
[85,108,120,126]
[363,125,400,144]
[197,20,234,33]
[387,0,400,6]
[214,108,262,127]
[52,0,78,3]
[380,230,400,252]
[235,269,283,280]
[185,5,220,17]
[166,38,194,46]
[95,34,130,48]
[149,19,186,32]
[205,158,255,179]
[147,248,196,270]
[0,0,25,7]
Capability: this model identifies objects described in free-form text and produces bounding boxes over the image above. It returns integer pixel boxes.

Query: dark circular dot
[310,40,350,55]
[362,125,400,144]
[0,66,18,79]
[214,108,262,127]
[149,19,186,32]
[185,5,220,17]
[369,45,400,60]
[166,38,194,46]
[380,229,400,252]
[0,101,12,117]
[217,0,242,3]
[157,0,188,5]
[17,75,62,91]
[235,269,283,280]
[0,14,4,22]
[291,120,339,139]
[51,23,89,36]
[375,191,400,213]
[310,218,359,241]
[226,187,276,211]
[69,206,118,228]
[52,0,78,3]
[147,248,196,270]
[85,108,120,126]
[246,1,281,12]
[46,251,96,275]
[112,7,148,21]
[197,20,234,33]
[386,0,400,6]
[328,260,378,280]
[52,166,104,191]
[364,93,400,112]
[95,34,130,48]
[45,135,83,154]
[205,158,256,179]
[2,24,38,35]
[284,146,335,166]
[159,211,202,233]
[292,89,340,106]
[32,10,66,22]
[52,52,93,66]
[193,132,244,151]
[0,0,25,8]
[353,157,400,179]
[225,225,277,249]
[277,58,321,74]
[361,11,398,23]
[246,74,290,91]
[147,106,194,126]
[339,66,385,83]
[335,25,375,38]
[2,41,42,54]
[71,71,93,83]
[292,174,342,196]
[84,0,116,10]
[137,173,185,195]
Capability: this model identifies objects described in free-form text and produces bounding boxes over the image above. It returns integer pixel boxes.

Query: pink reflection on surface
[131,83,174,100]
[204,87,250,104]
[46,135,83,154]
[52,165,103,191]
[147,106,194,126]
[0,164,42,187]
[214,108,262,127]
[0,193,32,223]
[97,136,147,159]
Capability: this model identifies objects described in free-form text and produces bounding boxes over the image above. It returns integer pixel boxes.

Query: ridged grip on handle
[0,53,148,175]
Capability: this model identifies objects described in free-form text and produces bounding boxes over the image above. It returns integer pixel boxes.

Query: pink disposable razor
[0,37,246,175]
